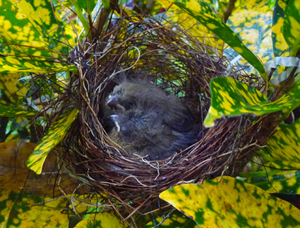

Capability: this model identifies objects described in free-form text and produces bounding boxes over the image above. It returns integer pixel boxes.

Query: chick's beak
[106,95,118,108]
[106,96,126,111]
[110,115,120,132]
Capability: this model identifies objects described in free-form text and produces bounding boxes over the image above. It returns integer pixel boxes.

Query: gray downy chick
[106,80,200,160]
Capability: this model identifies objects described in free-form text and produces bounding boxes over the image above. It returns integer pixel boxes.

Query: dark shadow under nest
[57,16,281,222]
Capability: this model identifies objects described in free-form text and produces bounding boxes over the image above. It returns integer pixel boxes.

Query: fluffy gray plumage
[106,80,200,160]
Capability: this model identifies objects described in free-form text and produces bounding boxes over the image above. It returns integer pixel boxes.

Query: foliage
[160,176,300,228]
[204,76,300,127]
[0,189,70,228]
[0,0,300,227]
[173,1,266,79]
[26,108,78,174]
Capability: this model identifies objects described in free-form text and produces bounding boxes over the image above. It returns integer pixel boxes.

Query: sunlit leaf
[0,105,36,117]
[204,77,267,127]
[268,0,276,9]
[155,0,224,52]
[283,0,300,56]
[145,210,199,228]
[173,1,266,79]
[0,55,76,73]
[0,189,69,227]
[241,160,300,194]
[160,176,300,228]
[204,77,300,127]
[264,160,300,170]
[259,118,300,162]
[0,73,27,103]
[74,211,125,228]
[244,169,300,194]
[7,0,76,55]
[26,108,79,174]
[227,0,273,69]
[74,0,98,13]
[0,0,77,74]
[272,0,289,57]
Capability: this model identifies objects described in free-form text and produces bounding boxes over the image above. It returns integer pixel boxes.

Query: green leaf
[283,0,300,56]
[0,73,27,103]
[74,0,98,13]
[155,0,224,52]
[0,189,69,227]
[0,105,36,117]
[268,0,276,9]
[145,210,199,228]
[173,1,266,79]
[240,160,300,195]
[261,160,300,170]
[244,168,300,194]
[0,0,77,73]
[241,160,300,194]
[204,77,300,127]
[204,77,267,127]
[74,211,125,228]
[0,56,76,73]
[227,0,273,71]
[259,118,300,162]
[26,108,78,174]
[272,0,289,57]
[8,0,75,56]
[1,0,73,55]
[70,0,91,36]
[160,176,300,228]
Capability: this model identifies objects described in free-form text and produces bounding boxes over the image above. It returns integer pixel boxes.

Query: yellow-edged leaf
[204,77,300,127]
[26,108,78,174]
[160,176,300,228]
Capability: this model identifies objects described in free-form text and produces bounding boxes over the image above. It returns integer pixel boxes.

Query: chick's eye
[116,89,123,95]
[121,126,128,132]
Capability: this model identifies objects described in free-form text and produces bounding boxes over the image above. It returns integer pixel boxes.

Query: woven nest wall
[59,16,281,219]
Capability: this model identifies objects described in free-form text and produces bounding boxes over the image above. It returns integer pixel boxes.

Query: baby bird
[106,79,200,160]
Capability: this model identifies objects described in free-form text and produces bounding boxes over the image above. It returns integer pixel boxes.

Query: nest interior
[60,16,281,220]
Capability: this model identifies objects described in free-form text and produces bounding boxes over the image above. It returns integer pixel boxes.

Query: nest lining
[57,16,279,220]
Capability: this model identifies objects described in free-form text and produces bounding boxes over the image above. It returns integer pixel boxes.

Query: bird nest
[57,16,280,221]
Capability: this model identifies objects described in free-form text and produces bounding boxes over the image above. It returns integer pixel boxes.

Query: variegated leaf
[264,160,300,170]
[226,0,273,70]
[0,73,27,103]
[0,55,76,73]
[0,0,77,73]
[8,0,76,56]
[26,108,78,174]
[204,77,300,127]
[283,0,300,56]
[259,118,300,162]
[156,0,224,52]
[0,189,69,227]
[160,176,300,228]
[145,210,199,228]
[0,105,36,117]
[74,211,125,228]
[204,77,267,127]
[272,0,289,57]
[173,1,266,79]
[243,168,300,194]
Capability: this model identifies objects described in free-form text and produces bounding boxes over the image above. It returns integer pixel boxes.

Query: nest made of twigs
[56,15,280,221]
